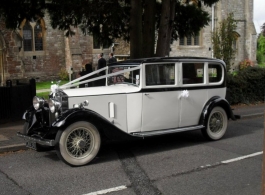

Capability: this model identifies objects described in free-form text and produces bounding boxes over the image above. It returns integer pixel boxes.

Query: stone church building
[0,0,256,86]
[170,0,257,71]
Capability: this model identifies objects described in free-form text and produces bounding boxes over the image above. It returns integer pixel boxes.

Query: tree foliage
[212,13,237,71]
[261,22,265,36]
[0,0,219,58]
[257,34,265,64]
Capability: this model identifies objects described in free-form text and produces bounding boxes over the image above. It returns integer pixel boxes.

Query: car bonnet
[62,85,141,97]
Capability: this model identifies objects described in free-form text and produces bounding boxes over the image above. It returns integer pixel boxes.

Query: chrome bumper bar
[17,132,55,146]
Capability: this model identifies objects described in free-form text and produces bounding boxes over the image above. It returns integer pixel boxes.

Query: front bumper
[17,132,55,146]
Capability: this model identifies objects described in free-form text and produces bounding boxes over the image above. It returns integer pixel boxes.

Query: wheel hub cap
[77,139,86,148]
[210,113,223,133]
[66,128,92,158]
[216,120,221,126]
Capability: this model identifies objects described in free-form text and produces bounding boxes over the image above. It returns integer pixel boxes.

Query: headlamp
[48,99,62,113]
[33,96,45,110]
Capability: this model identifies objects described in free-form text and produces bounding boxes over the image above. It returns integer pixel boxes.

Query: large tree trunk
[156,0,175,57]
[165,0,176,56]
[142,0,156,58]
[129,0,143,59]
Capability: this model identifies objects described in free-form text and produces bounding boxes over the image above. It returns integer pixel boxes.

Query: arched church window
[232,32,240,51]
[23,22,33,51]
[34,21,43,51]
[93,35,110,49]
[21,18,45,52]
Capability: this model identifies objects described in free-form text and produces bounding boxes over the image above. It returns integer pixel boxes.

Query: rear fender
[200,96,237,127]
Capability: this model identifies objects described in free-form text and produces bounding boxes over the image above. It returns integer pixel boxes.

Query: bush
[58,68,69,81]
[227,67,265,104]
[239,59,254,70]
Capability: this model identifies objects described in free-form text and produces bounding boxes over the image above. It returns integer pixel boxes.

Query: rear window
[209,64,222,83]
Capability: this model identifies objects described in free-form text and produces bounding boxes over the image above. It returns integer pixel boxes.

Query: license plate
[26,140,37,150]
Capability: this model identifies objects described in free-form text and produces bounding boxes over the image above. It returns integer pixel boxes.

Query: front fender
[52,108,136,140]
[52,108,106,128]
[200,96,238,127]
[23,106,38,133]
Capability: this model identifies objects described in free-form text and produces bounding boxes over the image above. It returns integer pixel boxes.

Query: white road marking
[82,152,263,195]
[83,185,127,195]
[221,151,263,164]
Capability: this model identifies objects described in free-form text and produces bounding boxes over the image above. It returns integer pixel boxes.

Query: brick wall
[0,15,94,83]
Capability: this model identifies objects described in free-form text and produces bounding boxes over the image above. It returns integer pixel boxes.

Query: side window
[146,64,175,86]
[209,64,222,83]
[182,63,204,84]
[108,66,140,85]
[179,33,200,46]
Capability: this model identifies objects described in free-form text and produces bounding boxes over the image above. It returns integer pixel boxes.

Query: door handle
[144,93,149,96]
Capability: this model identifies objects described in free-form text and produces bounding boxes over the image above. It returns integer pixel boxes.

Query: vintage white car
[17,57,238,166]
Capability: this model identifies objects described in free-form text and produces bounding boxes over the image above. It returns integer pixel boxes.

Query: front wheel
[55,121,101,166]
[201,106,228,140]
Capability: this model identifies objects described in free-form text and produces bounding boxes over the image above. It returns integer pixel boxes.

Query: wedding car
[17,57,237,166]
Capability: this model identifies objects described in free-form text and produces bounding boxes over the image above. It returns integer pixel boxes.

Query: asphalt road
[0,116,263,195]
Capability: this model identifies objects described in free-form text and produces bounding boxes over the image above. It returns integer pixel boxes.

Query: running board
[131,125,205,137]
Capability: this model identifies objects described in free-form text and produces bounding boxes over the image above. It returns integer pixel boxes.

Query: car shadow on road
[92,117,263,165]
[41,117,263,166]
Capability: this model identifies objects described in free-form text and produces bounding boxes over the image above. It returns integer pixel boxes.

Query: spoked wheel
[55,121,101,166]
[202,106,228,140]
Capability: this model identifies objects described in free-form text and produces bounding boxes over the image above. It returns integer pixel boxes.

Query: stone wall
[67,27,93,78]
[0,20,23,84]
[0,14,95,83]
[0,15,66,83]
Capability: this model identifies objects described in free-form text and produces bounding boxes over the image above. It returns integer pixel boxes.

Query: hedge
[227,67,265,104]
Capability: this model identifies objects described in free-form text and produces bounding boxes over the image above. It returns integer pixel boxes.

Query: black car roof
[108,57,226,66]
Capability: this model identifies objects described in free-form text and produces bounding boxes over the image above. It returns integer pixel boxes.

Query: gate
[0,79,36,123]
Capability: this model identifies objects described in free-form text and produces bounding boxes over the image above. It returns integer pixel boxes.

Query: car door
[179,62,208,127]
[141,63,180,132]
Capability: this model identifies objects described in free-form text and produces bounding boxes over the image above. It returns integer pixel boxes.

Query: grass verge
[36,80,68,90]
[36,80,69,98]
[36,91,50,99]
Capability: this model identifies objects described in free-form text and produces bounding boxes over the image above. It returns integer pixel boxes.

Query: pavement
[0,103,264,154]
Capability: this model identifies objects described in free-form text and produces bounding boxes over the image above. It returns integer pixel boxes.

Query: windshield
[107,66,140,86]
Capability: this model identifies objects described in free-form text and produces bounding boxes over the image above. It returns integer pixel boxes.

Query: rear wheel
[202,106,228,140]
[55,121,101,166]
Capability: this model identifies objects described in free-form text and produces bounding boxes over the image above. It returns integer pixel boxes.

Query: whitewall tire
[202,106,228,140]
[56,121,101,166]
